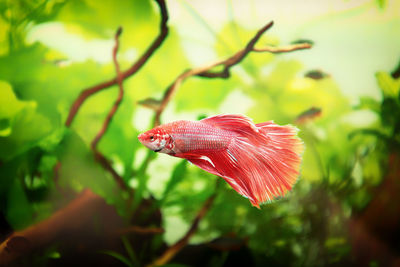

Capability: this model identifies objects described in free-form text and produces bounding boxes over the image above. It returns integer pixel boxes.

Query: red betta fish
[138,114,304,208]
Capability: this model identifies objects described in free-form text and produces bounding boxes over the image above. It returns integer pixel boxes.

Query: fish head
[138,128,173,153]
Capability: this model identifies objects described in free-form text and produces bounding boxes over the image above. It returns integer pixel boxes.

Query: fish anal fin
[179,151,259,205]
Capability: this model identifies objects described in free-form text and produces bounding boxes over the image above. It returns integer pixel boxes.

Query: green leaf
[160,160,187,203]
[55,0,155,53]
[376,71,400,98]
[380,98,400,127]
[0,80,31,119]
[356,97,380,113]
[0,43,114,122]
[99,250,134,267]
[6,178,34,229]
[121,236,139,266]
[0,118,11,136]
[174,77,238,111]
[376,0,387,9]
[0,80,53,160]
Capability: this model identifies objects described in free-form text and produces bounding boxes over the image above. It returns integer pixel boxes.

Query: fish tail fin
[199,114,304,207]
[256,121,304,158]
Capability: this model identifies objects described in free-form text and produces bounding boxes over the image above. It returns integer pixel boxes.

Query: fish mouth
[154,148,162,152]
[137,133,144,143]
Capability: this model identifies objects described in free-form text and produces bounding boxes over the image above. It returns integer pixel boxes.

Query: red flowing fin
[227,131,303,206]
[256,122,304,155]
[255,121,274,127]
[200,114,259,136]
[175,115,303,208]
[174,152,222,177]
[186,156,221,177]
[187,157,256,206]
[191,115,303,208]
[175,152,257,206]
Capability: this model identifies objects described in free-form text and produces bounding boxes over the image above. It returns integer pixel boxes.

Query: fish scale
[167,121,232,152]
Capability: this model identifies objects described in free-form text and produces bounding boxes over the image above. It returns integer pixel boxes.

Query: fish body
[138,114,304,208]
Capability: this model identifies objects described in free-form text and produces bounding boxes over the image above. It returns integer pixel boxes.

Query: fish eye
[149,135,154,141]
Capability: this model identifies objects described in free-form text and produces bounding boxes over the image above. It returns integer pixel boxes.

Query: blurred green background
[1,0,400,266]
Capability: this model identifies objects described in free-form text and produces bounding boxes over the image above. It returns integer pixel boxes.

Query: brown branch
[0,190,105,265]
[88,27,129,191]
[219,21,274,74]
[151,21,312,126]
[253,42,312,53]
[65,0,169,127]
[195,20,274,79]
[147,192,217,267]
[91,27,124,150]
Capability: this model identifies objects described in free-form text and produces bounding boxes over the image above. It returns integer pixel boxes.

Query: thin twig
[253,42,312,53]
[196,20,274,79]
[147,191,217,267]
[151,21,312,126]
[89,27,128,191]
[91,27,124,150]
[65,0,169,127]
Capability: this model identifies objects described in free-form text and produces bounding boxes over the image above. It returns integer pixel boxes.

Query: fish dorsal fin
[200,114,258,135]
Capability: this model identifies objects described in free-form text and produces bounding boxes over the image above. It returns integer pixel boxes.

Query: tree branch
[148,21,312,126]
[65,0,169,127]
